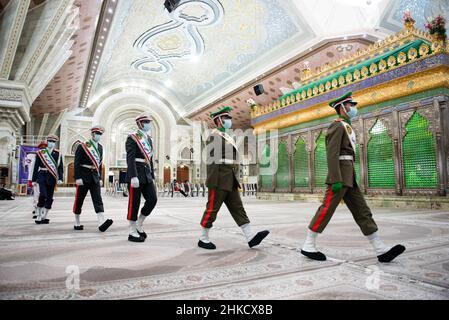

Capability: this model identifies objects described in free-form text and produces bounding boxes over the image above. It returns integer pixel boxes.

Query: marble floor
[0,193,448,300]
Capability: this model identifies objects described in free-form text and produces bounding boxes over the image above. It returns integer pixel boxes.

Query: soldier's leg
[127,183,142,222]
[343,183,406,262]
[90,183,112,232]
[35,180,47,223]
[342,184,378,236]
[136,180,158,238]
[41,182,55,223]
[198,188,226,249]
[301,185,346,260]
[73,185,89,230]
[200,188,226,229]
[308,185,346,233]
[224,188,269,247]
[127,183,144,242]
[73,185,89,215]
[223,188,250,227]
[140,180,158,217]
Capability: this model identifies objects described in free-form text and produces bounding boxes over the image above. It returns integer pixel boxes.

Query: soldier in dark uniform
[198,106,269,250]
[32,134,64,224]
[300,92,406,263]
[126,113,158,242]
[72,126,113,232]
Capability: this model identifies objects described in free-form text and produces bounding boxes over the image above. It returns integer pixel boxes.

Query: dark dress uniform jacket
[32,149,63,184]
[325,120,356,187]
[206,130,241,192]
[125,135,155,183]
[74,143,103,185]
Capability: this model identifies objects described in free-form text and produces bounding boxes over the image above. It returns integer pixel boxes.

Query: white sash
[130,130,153,163]
[81,140,101,172]
[340,121,357,154]
[212,129,239,151]
[37,149,58,179]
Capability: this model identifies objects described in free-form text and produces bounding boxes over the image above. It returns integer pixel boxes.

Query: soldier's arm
[74,144,83,180]
[32,155,41,182]
[126,136,138,178]
[57,152,64,180]
[326,122,345,184]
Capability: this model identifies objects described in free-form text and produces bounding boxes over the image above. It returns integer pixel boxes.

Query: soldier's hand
[57,180,63,186]
[131,177,139,189]
[331,182,343,193]
[32,181,38,187]
[76,179,84,186]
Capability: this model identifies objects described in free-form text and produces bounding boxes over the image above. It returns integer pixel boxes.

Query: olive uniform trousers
[308,182,378,236]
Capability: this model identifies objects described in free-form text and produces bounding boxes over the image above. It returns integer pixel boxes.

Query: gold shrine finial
[403,9,416,32]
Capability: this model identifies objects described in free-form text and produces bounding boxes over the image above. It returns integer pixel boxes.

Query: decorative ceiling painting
[132,0,225,74]
[92,0,313,113]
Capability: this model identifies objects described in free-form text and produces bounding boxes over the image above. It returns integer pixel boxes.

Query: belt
[219,159,237,165]
[339,155,354,161]
[135,158,147,163]
[38,168,48,171]
[81,164,96,169]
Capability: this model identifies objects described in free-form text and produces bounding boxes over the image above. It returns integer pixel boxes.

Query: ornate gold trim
[253,65,449,134]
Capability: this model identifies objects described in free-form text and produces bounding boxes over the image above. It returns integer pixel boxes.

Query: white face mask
[47,142,55,149]
[141,122,151,132]
[346,106,358,119]
[222,119,232,129]
[92,134,101,142]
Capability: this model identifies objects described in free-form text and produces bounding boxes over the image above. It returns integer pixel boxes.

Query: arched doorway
[177,165,189,183]
[67,162,75,186]
[164,166,171,184]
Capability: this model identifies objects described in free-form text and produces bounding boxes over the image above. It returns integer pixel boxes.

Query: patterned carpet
[0,193,448,300]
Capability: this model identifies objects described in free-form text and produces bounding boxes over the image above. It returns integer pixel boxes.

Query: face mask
[346,106,358,119]
[141,122,151,132]
[93,134,101,142]
[222,119,232,129]
[47,142,55,149]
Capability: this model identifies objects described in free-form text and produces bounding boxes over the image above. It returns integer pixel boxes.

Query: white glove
[32,182,38,187]
[76,179,84,186]
[131,177,139,189]
[57,180,63,185]
[100,180,103,187]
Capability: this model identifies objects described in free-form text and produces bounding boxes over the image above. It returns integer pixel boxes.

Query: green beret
[328,91,357,108]
[210,106,233,119]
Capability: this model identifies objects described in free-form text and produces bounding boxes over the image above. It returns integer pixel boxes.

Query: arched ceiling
[22,0,449,126]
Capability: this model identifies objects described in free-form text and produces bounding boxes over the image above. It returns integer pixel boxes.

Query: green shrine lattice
[367,120,396,188]
[314,132,327,188]
[260,144,272,188]
[403,112,438,188]
[276,142,290,188]
[294,137,309,187]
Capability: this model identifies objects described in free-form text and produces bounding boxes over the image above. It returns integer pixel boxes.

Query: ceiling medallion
[132,0,224,74]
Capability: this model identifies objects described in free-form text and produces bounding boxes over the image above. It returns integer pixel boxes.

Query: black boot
[300,250,327,261]
[137,230,147,239]
[128,234,145,242]
[74,225,84,231]
[198,240,216,250]
[378,245,406,263]
[99,219,113,232]
[248,230,270,248]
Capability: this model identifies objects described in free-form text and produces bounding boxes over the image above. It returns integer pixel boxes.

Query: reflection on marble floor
[0,195,448,300]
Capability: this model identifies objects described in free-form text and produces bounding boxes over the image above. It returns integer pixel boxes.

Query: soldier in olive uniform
[300,92,406,263]
[198,106,269,250]
[73,126,113,232]
[126,113,158,243]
